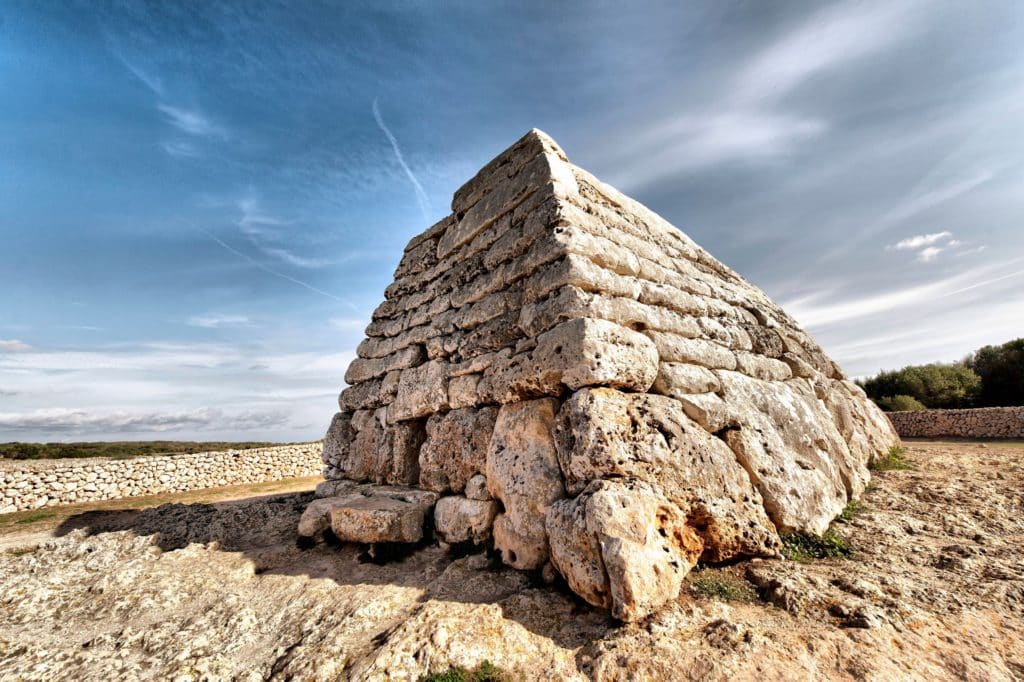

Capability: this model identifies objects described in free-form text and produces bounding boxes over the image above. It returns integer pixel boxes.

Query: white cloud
[0,340,31,353]
[917,246,943,262]
[890,231,953,250]
[158,104,225,138]
[186,314,253,329]
[0,407,289,434]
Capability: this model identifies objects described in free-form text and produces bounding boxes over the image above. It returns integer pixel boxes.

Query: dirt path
[0,442,1021,681]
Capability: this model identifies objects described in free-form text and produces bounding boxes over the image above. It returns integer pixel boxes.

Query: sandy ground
[0,441,1021,681]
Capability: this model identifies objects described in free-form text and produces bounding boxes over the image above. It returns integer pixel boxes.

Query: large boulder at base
[307,128,900,621]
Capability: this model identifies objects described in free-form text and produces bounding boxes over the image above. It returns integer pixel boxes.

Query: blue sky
[1,1,1022,442]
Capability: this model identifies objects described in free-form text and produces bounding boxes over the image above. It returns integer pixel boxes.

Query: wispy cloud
[373,98,431,222]
[735,0,923,105]
[190,222,353,306]
[0,407,289,434]
[785,260,1024,327]
[886,231,980,263]
[0,340,32,353]
[158,104,225,138]
[186,314,253,329]
[233,196,336,268]
[162,141,202,158]
[890,231,953,250]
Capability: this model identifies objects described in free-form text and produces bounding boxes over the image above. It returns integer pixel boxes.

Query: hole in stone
[508,550,517,563]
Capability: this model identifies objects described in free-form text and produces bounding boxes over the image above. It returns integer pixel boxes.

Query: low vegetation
[781,529,852,562]
[870,445,912,471]
[0,440,287,461]
[420,661,507,682]
[859,336,1024,410]
[835,499,864,524]
[689,571,757,602]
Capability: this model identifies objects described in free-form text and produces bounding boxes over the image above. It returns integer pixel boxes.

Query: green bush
[875,394,926,412]
[860,363,980,409]
[0,441,287,460]
[966,338,1024,407]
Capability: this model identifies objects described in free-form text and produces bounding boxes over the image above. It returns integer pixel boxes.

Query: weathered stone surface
[418,407,497,494]
[329,486,438,544]
[389,361,449,422]
[486,398,565,569]
[434,496,499,544]
[547,479,702,622]
[716,371,859,534]
[307,127,900,621]
[552,388,778,563]
[651,362,720,397]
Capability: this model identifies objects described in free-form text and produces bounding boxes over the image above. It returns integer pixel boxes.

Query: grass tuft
[781,529,852,562]
[15,510,57,525]
[689,572,757,602]
[870,445,912,471]
[420,661,507,682]
[835,499,864,524]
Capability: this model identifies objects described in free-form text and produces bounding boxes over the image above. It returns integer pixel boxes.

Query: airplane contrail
[189,222,353,307]
[373,98,431,222]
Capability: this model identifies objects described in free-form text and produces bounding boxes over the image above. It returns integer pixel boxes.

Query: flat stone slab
[299,484,438,544]
[329,486,439,544]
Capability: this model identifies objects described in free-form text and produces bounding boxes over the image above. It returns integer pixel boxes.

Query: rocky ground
[0,440,1021,681]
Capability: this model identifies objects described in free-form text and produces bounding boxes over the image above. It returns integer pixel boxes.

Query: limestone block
[552,387,778,562]
[652,362,720,397]
[433,496,499,544]
[643,331,737,370]
[321,412,355,468]
[329,486,439,544]
[344,344,426,385]
[418,407,497,493]
[547,479,701,622]
[464,473,491,501]
[485,398,565,569]
[447,373,481,409]
[535,317,658,392]
[717,371,855,534]
[389,361,449,422]
[676,392,735,433]
[734,351,792,382]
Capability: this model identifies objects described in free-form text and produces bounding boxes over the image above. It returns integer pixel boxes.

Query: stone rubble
[301,129,900,621]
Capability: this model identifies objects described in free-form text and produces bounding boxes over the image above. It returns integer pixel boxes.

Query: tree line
[857,337,1024,411]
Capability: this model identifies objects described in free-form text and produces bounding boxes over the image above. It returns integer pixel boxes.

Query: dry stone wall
[887,407,1024,439]
[0,443,321,513]
[306,129,900,621]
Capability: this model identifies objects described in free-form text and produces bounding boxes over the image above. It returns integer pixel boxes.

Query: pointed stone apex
[451,128,569,215]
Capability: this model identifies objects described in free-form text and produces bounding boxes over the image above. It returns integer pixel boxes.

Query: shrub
[861,363,980,409]
[870,445,911,471]
[965,338,1024,407]
[875,394,926,412]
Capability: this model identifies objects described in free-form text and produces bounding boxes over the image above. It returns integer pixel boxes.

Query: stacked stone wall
[0,443,321,513]
[887,407,1024,439]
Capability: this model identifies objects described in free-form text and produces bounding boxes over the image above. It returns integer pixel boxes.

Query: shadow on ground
[53,491,611,650]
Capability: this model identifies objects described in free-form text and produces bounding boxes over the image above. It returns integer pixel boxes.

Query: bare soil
[1,441,1021,681]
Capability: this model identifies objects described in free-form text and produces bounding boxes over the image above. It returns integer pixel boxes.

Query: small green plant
[420,661,507,682]
[690,573,756,602]
[781,529,852,562]
[875,394,926,412]
[835,499,864,523]
[870,445,912,471]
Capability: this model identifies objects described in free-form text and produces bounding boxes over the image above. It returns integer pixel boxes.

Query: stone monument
[298,129,899,621]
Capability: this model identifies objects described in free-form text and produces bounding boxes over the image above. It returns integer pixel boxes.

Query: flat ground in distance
[0,441,1021,681]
